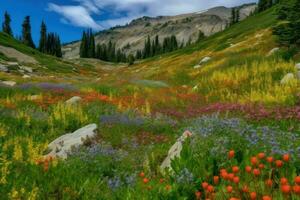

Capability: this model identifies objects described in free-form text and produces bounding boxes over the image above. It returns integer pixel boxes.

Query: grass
[0,6,300,200]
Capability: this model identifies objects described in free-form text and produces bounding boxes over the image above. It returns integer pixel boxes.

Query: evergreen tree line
[273,0,300,47]
[257,0,279,13]
[1,11,62,57]
[38,21,62,57]
[230,8,240,25]
[80,30,133,64]
[137,31,206,60]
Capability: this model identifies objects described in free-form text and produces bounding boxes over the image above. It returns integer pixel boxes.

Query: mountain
[62,3,256,59]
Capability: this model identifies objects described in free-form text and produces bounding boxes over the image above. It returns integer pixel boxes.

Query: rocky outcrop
[160,130,192,171]
[46,124,98,159]
[1,81,16,87]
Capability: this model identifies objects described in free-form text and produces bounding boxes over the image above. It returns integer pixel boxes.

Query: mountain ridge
[62,3,256,59]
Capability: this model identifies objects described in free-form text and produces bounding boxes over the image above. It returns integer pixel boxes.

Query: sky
[0,0,256,44]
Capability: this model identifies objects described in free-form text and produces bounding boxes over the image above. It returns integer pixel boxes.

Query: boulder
[46,124,98,159]
[160,130,192,171]
[66,96,82,105]
[1,81,16,87]
[267,47,279,56]
[22,75,31,79]
[193,65,201,69]
[199,57,211,64]
[19,66,33,73]
[280,73,296,85]
[295,63,300,70]
[0,64,8,72]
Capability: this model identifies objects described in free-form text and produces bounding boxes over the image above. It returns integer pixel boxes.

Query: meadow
[1,6,300,200]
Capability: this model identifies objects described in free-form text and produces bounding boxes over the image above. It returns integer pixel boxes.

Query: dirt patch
[0,45,38,64]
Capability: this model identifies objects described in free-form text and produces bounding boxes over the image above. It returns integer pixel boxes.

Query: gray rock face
[267,47,279,56]
[66,96,82,105]
[280,73,296,85]
[160,130,192,171]
[46,124,98,159]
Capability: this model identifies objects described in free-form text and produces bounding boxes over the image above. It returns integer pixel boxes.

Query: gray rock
[160,130,192,171]
[0,64,8,72]
[22,75,31,79]
[193,64,201,69]
[6,62,19,66]
[199,56,211,64]
[19,66,33,73]
[46,124,98,159]
[295,63,300,70]
[267,47,279,56]
[1,81,16,87]
[66,96,82,105]
[280,73,296,85]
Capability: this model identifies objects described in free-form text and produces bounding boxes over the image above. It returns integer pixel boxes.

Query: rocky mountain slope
[62,3,256,59]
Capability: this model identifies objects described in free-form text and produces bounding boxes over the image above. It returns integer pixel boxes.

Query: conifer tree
[22,16,35,48]
[38,21,47,53]
[197,30,205,43]
[230,8,236,25]
[80,31,88,58]
[2,11,12,36]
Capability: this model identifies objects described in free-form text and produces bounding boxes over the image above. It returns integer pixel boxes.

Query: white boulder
[66,96,82,105]
[295,63,300,70]
[22,75,31,79]
[46,124,98,159]
[1,81,16,87]
[160,130,192,171]
[280,73,296,85]
[193,65,201,69]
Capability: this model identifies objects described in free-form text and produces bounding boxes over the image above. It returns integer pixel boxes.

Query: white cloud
[48,2,102,30]
[48,0,256,30]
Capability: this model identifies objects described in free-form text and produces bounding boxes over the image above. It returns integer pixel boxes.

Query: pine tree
[80,31,88,58]
[196,30,205,43]
[2,11,12,36]
[22,16,35,48]
[230,8,236,25]
[127,54,135,65]
[38,21,47,53]
[55,34,62,57]
[273,0,300,47]
[154,35,161,54]
[235,9,240,23]
[87,29,95,58]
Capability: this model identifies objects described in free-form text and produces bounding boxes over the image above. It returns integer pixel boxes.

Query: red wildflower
[232,166,239,174]
[195,191,201,199]
[250,192,257,199]
[283,154,290,162]
[280,177,288,185]
[266,157,274,163]
[293,185,300,194]
[143,178,149,184]
[253,169,260,177]
[276,160,283,168]
[245,166,252,173]
[202,182,209,189]
[262,195,272,200]
[228,150,235,159]
[213,176,219,185]
[295,176,300,185]
[258,153,265,159]
[265,179,273,187]
[233,176,240,184]
[227,185,233,193]
[251,157,258,166]
[281,185,291,194]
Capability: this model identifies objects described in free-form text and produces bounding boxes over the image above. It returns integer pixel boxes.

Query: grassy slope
[0,32,75,73]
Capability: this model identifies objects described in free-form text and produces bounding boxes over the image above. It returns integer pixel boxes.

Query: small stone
[295,63,300,70]
[280,73,296,85]
[199,56,211,64]
[22,75,31,79]
[267,47,279,56]
[66,96,82,105]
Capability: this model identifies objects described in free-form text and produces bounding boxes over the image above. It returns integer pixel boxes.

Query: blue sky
[0,0,256,44]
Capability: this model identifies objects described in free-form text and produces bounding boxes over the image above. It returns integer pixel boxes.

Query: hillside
[1,4,300,200]
[62,3,256,59]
